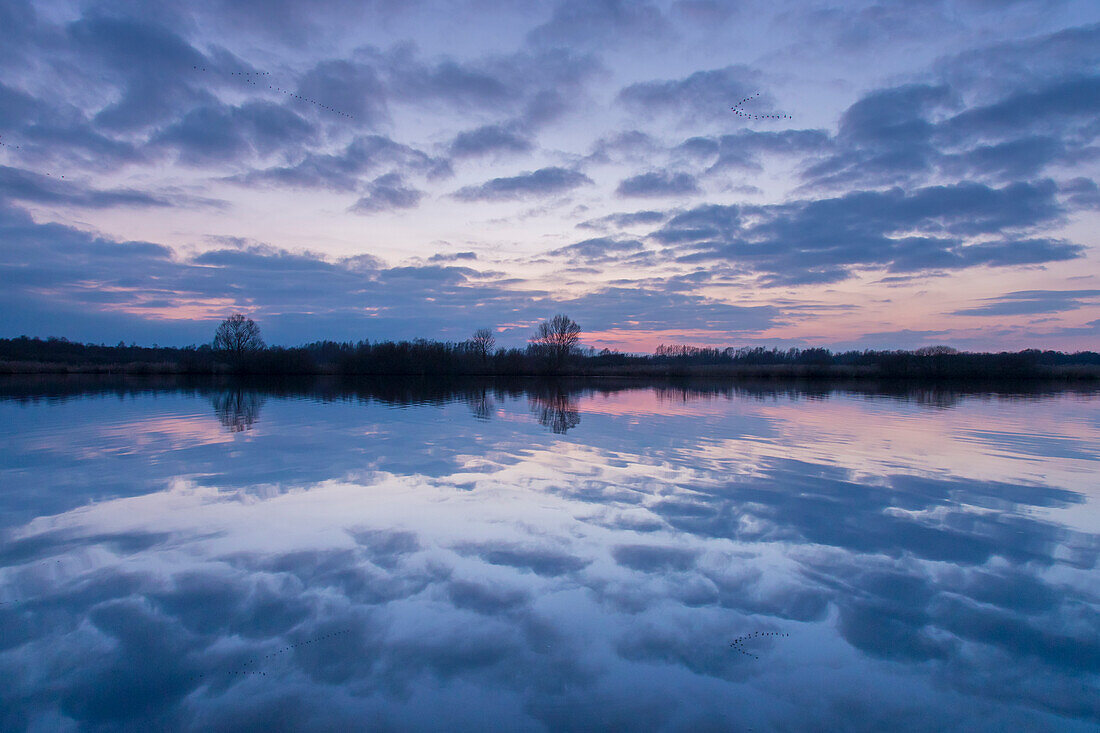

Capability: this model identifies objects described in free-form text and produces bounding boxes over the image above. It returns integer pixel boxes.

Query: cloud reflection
[0,379,1097,729]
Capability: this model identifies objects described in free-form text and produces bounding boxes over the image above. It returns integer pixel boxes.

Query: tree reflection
[211,389,265,432]
[465,388,495,421]
[529,386,580,434]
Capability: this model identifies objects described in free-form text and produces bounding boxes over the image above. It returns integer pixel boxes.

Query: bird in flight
[731,92,791,120]
[193,66,355,119]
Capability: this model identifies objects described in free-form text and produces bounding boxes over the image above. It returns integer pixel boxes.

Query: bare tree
[915,345,958,356]
[469,328,496,360]
[213,314,265,357]
[530,314,581,370]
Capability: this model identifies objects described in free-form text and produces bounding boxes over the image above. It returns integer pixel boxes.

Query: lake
[1,376,1098,731]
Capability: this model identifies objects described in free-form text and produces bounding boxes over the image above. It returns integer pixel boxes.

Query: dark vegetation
[1,313,1098,380]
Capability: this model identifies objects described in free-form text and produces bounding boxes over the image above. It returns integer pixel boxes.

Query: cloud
[656,180,1082,285]
[802,48,1100,191]
[951,289,1100,316]
[933,22,1100,98]
[455,543,590,577]
[611,544,699,572]
[585,130,661,168]
[446,578,528,614]
[351,44,598,123]
[938,74,1100,145]
[1060,177,1100,209]
[453,167,592,202]
[427,251,477,263]
[552,285,780,333]
[380,45,513,110]
[448,123,532,158]
[577,210,667,230]
[616,171,699,197]
[548,237,646,263]
[0,165,171,208]
[198,0,410,47]
[672,0,738,25]
[153,101,316,164]
[349,173,424,213]
[618,65,765,121]
[0,13,596,188]
[65,15,233,134]
[677,129,832,173]
[0,199,785,344]
[527,0,670,48]
[941,136,1069,180]
[237,134,449,191]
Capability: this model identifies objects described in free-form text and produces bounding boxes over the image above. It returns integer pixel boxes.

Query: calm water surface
[1,377,1098,731]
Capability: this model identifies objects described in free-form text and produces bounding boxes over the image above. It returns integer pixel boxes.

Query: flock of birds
[731,92,791,121]
[193,66,356,119]
[0,559,64,607]
[729,630,790,660]
[189,628,354,682]
[1,134,72,180]
[181,627,782,683]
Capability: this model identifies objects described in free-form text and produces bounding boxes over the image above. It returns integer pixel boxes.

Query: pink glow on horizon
[581,328,764,353]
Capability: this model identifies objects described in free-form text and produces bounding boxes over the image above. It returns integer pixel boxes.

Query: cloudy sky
[1,0,1098,350]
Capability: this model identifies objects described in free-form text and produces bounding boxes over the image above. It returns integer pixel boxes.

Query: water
[1,376,1097,731]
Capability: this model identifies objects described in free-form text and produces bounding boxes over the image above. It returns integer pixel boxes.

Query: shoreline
[2,361,1099,381]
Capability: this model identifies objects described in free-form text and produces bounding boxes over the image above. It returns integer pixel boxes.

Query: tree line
[1,313,1098,379]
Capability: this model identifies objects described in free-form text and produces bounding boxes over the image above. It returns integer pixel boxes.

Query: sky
[1,0,1098,351]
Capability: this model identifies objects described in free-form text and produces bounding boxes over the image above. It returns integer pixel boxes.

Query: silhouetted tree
[213,314,265,360]
[915,345,958,356]
[470,328,496,361]
[530,314,580,370]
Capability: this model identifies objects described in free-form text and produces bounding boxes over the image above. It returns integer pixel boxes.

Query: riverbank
[2,359,1098,381]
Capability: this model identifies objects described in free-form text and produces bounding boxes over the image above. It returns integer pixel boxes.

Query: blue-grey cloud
[0,165,171,208]
[69,15,215,132]
[427,251,477,263]
[153,101,316,164]
[350,45,597,122]
[0,200,784,344]
[349,173,424,214]
[616,171,699,197]
[677,129,832,173]
[548,237,645,263]
[804,61,1100,190]
[448,123,532,158]
[612,544,699,572]
[618,65,765,121]
[237,135,449,191]
[453,167,592,202]
[380,45,512,110]
[0,10,597,190]
[951,289,1100,317]
[654,180,1081,285]
[528,0,670,48]
[586,130,660,165]
[455,543,590,577]
[938,74,1100,144]
[294,58,390,127]
[1060,177,1100,209]
[578,210,667,230]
